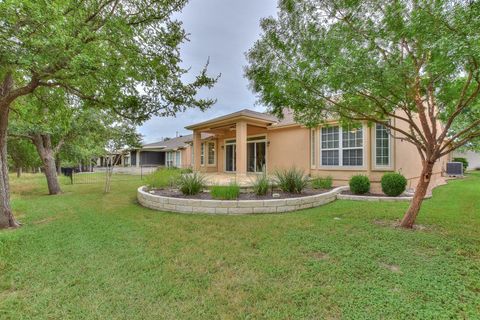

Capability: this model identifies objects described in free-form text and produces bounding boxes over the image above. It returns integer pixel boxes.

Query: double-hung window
[175,151,181,168]
[321,125,364,167]
[342,126,363,166]
[375,123,391,167]
[166,151,174,167]
[321,127,340,166]
[200,143,205,166]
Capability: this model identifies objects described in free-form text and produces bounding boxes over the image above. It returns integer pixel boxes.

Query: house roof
[185,109,279,130]
[140,133,213,152]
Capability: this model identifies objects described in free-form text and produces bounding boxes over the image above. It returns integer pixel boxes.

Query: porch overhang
[185,109,277,131]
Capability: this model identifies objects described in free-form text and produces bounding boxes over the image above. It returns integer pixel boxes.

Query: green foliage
[274,167,308,194]
[145,168,182,189]
[246,0,480,156]
[181,167,193,174]
[177,172,205,196]
[7,138,41,171]
[349,175,370,195]
[210,183,240,200]
[311,176,333,189]
[9,88,142,167]
[453,157,469,171]
[252,173,270,196]
[381,173,407,197]
[0,0,218,123]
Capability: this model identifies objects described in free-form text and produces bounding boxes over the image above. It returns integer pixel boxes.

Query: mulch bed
[151,188,332,200]
[340,190,403,198]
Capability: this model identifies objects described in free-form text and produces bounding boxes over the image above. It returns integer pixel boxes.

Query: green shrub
[274,167,308,194]
[349,175,370,194]
[210,183,240,200]
[180,167,193,174]
[453,157,469,171]
[381,172,407,197]
[145,167,182,189]
[177,172,205,195]
[252,173,270,196]
[311,176,333,189]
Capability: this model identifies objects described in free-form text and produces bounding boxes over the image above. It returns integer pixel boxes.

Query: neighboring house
[185,109,450,192]
[128,135,196,169]
[96,150,130,167]
[453,151,480,171]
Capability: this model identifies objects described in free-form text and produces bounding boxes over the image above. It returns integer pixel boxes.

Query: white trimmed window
[342,126,363,166]
[176,151,182,167]
[375,123,391,167]
[321,125,364,167]
[321,126,340,166]
[207,141,216,165]
[311,129,316,168]
[166,151,174,167]
[200,143,205,166]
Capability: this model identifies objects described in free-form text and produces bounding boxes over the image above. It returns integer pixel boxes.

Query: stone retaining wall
[336,194,414,202]
[137,186,348,215]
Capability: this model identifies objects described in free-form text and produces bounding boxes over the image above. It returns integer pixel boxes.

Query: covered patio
[185,109,279,178]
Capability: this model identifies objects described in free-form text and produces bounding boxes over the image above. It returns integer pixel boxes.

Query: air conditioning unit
[446,162,463,176]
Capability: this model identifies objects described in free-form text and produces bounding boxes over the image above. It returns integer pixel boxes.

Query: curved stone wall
[137,186,348,215]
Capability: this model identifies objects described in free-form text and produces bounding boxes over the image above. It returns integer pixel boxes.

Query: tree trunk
[16,167,22,178]
[32,134,62,195]
[0,76,20,228]
[400,161,435,228]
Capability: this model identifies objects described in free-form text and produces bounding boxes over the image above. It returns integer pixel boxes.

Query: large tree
[0,0,217,228]
[246,0,480,228]
[7,138,41,178]
[9,88,141,195]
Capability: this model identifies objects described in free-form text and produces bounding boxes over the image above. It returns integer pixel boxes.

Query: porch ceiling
[192,120,270,134]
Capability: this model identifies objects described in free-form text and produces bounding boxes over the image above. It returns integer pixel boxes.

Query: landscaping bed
[151,187,332,200]
[340,190,402,198]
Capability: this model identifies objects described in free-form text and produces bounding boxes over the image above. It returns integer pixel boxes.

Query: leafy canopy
[0,0,218,121]
[246,0,480,156]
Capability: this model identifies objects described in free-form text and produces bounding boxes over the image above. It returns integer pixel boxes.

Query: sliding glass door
[247,137,266,173]
[224,136,266,173]
[225,140,236,172]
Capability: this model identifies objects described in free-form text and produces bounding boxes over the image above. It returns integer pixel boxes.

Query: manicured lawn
[0,173,479,319]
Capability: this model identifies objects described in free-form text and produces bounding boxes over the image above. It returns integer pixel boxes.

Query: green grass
[0,172,479,319]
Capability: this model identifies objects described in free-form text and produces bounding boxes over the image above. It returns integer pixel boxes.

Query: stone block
[254,206,277,214]
[228,207,253,214]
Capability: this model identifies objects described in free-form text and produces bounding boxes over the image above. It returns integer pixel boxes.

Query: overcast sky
[138,0,278,143]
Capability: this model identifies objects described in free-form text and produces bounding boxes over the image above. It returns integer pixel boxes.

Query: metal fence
[64,166,161,185]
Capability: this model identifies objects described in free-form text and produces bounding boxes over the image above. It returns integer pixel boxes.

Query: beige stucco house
[186,109,450,192]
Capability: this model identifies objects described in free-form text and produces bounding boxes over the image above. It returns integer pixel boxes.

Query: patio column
[236,121,247,176]
[136,150,140,168]
[193,130,202,172]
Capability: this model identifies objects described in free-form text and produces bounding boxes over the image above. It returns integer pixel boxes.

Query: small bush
[274,167,308,194]
[145,167,182,189]
[252,173,270,196]
[381,172,407,197]
[181,167,193,174]
[453,157,469,171]
[177,172,205,195]
[349,175,370,194]
[311,176,333,189]
[210,183,240,200]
